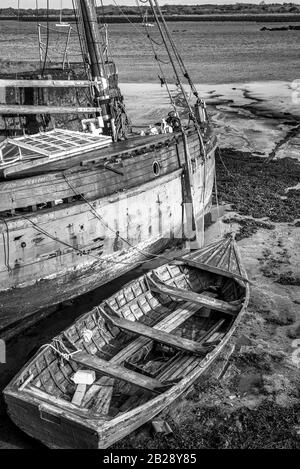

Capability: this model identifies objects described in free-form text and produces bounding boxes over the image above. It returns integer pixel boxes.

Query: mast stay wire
[149,0,205,141]
[142,0,207,156]
[98,0,111,62]
[134,0,177,114]
[106,0,179,123]
[140,0,204,111]
[146,0,204,147]
[110,0,152,37]
[151,0,200,101]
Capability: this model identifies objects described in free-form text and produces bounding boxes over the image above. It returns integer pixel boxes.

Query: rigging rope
[147,0,197,132]
[40,338,81,362]
[142,0,206,156]
[20,213,142,266]
[62,172,171,263]
[134,1,176,111]
[111,0,146,36]
[152,0,200,101]
[19,192,173,271]
[139,0,198,101]
[217,147,234,178]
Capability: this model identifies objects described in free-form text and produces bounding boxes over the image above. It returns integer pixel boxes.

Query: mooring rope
[40,338,81,362]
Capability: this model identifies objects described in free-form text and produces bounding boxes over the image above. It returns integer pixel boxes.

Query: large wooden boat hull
[4,236,250,449]
[0,129,216,333]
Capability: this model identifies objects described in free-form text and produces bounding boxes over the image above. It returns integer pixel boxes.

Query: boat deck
[0,125,216,179]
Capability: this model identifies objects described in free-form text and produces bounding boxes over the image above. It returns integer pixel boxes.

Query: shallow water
[0,20,300,83]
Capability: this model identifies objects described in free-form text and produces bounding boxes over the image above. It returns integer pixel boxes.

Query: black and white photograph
[0,0,299,452]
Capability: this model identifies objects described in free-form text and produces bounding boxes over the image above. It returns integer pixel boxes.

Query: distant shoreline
[1,14,300,23]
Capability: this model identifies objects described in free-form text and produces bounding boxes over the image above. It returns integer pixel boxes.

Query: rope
[111,0,146,36]
[20,213,143,266]
[217,147,234,178]
[148,0,202,108]
[147,35,163,48]
[147,0,205,157]
[19,195,173,270]
[139,20,176,110]
[40,339,80,362]
[107,0,177,115]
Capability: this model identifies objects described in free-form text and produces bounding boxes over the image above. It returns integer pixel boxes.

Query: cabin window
[152,161,161,176]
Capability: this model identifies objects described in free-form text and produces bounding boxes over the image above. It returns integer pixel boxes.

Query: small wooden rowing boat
[4,235,250,449]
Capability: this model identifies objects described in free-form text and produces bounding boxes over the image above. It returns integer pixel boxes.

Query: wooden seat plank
[100,306,209,356]
[83,376,113,407]
[157,319,225,381]
[147,273,239,315]
[72,352,164,393]
[174,258,251,284]
[109,301,204,364]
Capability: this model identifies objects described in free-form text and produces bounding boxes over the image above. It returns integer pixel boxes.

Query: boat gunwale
[0,125,212,180]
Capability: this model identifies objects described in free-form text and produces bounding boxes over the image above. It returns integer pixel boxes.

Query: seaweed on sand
[114,401,300,449]
[215,149,300,224]
[223,216,275,241]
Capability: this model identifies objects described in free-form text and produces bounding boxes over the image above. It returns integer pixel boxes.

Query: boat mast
[75,0,106,84]
[75,0,114,135]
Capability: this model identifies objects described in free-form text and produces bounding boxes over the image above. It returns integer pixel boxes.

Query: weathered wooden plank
[2,146,111,178]
[174,258,251,284]
[4,133,178,177]
[147,274,239,315]
[156,319,225,381]
[71,383,87,406]
[25,386,96,419]
[83,376,110,406]
[110,301,205,364]
[101,306,208,356]
[0,79,96,88]
[0,105,99,115]
[72,352,165,393]
[92,378,114,414]
[80,135,175,167]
